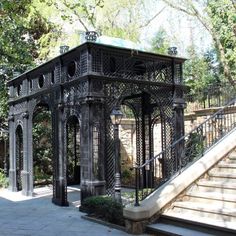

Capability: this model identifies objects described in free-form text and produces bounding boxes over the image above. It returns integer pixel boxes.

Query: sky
[140,1,213,57]
[40,0,213,59]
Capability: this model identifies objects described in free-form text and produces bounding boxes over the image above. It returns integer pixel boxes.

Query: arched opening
[66,115,80,185]
[16,125,23,191]
[152,116,163,186]
[32,104,52,188]
[120,104,136,188]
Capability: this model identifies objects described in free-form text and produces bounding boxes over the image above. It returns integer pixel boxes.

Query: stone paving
[0,186,149,236]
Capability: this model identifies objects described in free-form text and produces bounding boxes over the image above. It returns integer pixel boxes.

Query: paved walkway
[0,186,149,236]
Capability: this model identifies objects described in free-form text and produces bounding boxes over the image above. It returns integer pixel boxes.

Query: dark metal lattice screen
[16,125,23,191]
[103,80,176,194]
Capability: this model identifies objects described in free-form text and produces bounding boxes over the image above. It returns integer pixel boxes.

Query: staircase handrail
[134,97,236,206]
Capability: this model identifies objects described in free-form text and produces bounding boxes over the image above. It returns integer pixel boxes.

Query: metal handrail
[134,97,236,206]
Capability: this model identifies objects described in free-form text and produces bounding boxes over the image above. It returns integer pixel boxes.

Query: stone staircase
[146,150,236,236]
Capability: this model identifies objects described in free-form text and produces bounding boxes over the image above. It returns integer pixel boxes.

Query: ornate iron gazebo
[7,42,186,206]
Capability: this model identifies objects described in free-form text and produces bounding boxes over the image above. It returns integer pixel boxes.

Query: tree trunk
[162,0,235,86]
[211,29,235,86]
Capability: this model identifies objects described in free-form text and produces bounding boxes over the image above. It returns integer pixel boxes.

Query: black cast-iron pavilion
[7,42,186,206]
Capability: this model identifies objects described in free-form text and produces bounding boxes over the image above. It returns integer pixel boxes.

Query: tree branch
[230,0,236,11]
[162,0,196,16]
[60,0,89,31]
[139,6,166,28]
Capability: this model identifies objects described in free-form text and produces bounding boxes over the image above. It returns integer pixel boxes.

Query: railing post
[134,167,139,206]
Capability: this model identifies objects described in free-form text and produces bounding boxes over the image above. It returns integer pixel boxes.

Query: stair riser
[171,207,236,222]
[210,168,236,174]
[227,157,236,161]
[183,196,236,208]
[196,186,236,195]
[208,176,236,182]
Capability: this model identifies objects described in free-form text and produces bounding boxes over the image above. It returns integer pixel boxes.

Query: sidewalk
[0,186,149,236]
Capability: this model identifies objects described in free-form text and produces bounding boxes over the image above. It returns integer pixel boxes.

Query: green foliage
[162,0,236,84]
[80,196,124,226]
[33,107,52,184]
[207,0,236,80]
[122,188,153,204]
[186,132,204,162]
[184,46,221,93]
[150,27,170,54]
[0,168,8,188]
[121,105,135,118]
[0,0,60,122]
[121,167,135,186]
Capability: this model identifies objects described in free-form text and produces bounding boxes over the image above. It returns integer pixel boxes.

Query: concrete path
[0,186,149,236]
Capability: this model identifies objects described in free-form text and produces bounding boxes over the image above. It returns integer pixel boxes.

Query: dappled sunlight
[0,186,53,202]
[0,185,81,206]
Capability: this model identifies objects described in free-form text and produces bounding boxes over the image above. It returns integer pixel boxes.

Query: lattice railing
[134,97,236,206]
[185,83,236,113]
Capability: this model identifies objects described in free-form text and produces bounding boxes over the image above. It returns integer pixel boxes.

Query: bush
[0,169,8,188]
[80,196,124,226]
[121,167,135,186]
[186,132,204,162]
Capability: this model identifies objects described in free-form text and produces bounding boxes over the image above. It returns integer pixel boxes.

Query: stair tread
[217,163,236,168]
[162,212,236,230]
[147,222,213,236]
[172,201,236,216]
[187,191,236,201]
[198,180,236,189]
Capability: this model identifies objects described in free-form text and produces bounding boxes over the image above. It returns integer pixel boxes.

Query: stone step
[229,151,236,158]
[161,212,236,234]
[146,222,213,236]
[169,201,236,222]
[208,171,236,182]
[217,163,236,168]
[196,180,236,195]
[185,191,236,208]
[227,154,236,162]
[210,163,236,173]
[224,159,236,164]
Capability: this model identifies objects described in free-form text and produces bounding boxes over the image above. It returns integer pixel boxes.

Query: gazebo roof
[8,42,186,86]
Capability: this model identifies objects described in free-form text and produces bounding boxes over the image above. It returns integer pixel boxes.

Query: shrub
[80,196,124,226]
[0,169,8,188]
[186,132,204,162]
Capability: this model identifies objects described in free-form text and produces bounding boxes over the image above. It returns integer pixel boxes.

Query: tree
[207,0,236,82]
[41,0,166,43]
[0,0,60,121]
[184,46,220,93]
[149,27,170,54]
[162,0,236,85]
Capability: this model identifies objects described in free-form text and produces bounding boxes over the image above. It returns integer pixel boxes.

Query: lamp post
[110,106,123,203]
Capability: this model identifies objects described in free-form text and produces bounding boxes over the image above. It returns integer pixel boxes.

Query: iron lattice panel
[174,63,182,84]
[89,44,176,84]
[7,42,185,205]
[91,48,102,73]
[80,49,88,75]
[16,126,23,191]
[104,99,116,195]
[103,80,176,192]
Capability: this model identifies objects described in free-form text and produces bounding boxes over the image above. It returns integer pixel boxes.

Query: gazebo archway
[66,115,80,185]
[7,42,186,206]
[15,125,23,191]
[32,103,52,187]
